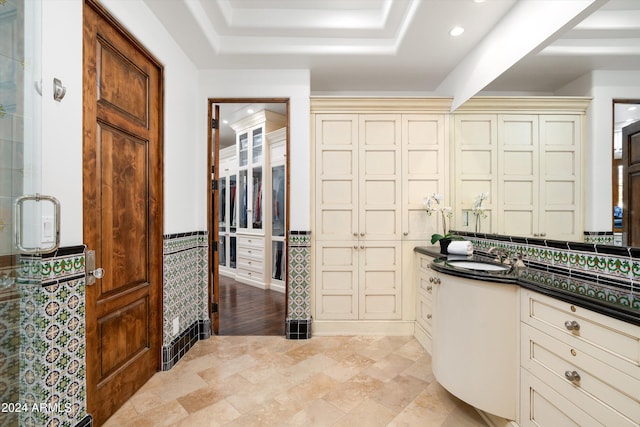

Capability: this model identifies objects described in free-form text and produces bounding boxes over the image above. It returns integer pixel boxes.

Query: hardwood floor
[217,274,286,336]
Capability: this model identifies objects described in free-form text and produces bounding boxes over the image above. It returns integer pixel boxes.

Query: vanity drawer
[520,369,609,427]
[417,272,434,300]
[521,323,640,423]
[521,290,640,371]
[417,254,433,273]
[416,297,433,332]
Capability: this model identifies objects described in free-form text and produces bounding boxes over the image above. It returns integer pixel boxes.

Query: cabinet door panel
[315,242,358,319]
[359,115,401,240]
[454,115,498,233]
[498,115,538,237]
[402,114,447,240]
[539,115,581,241]
[359,242,402,320]
[315,115,359,240]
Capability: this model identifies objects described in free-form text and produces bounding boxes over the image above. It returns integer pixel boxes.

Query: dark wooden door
[83,1,163,424]
[211,104,220,334]
[622,120,640,246]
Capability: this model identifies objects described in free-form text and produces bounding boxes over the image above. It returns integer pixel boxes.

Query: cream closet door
[315,115,359,319]
[358,115,402,320]
[453,115,498,233]
[539,115,582,241]
[498,115,539,236]
[315,114,402,320]
[402,114,447,240]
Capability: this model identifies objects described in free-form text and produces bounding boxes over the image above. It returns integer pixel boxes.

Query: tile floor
[104,335,487,426]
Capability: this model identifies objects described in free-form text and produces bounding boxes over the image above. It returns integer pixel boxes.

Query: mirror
[612,99,640,247]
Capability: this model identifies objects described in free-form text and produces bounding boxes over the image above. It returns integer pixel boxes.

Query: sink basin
[446,260,510,272]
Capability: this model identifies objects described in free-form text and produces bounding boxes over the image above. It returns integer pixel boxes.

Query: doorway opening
[208,99,289,335]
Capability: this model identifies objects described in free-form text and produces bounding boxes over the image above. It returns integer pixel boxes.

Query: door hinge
[212,179,218,190]
[211,302,218,313]
[212,118,219,129]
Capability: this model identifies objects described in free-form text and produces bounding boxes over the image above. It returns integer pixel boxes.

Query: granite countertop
[415,246,640,327]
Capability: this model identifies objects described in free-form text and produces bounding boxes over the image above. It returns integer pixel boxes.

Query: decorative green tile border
[162,232,209,348]
[287,231,311,321]
[461,233,639,316]
[18,249,88,427]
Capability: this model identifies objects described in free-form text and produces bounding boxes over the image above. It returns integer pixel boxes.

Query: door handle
[14,194,61,254]
[85,250,104,286]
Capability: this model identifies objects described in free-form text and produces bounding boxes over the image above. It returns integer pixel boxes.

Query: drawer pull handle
[427,285,433,291]
[429,277,434,283]
[427,314,432,319]
[564,370,581,383]
[564,320,580,331]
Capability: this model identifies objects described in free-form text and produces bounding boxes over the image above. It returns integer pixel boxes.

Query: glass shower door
[1,1,45,424]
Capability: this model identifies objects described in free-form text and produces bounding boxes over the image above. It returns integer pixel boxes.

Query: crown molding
[454,96,593,113]
[310,97,453,113]
[310,96,593,114]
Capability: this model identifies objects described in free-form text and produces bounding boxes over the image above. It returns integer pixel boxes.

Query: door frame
[207,98,289,335]
[622,118,640,246]
[83,0,164,421]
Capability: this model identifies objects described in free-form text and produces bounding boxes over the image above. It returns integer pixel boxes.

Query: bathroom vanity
[415,246,640,426]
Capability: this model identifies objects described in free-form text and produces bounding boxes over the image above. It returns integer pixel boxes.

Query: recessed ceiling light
[449,26,465,37]
[223,119,229,124]
[628,106,637,111]
[474,0,486,3]
[247,108,254,114]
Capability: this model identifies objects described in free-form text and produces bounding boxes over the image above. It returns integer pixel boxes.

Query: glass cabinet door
[238,132,248,167]
[272,165,285,237]
[229,174,237,230]
[238,170,248,228]
[252,128,263,163]
[252,166,262,229]
[272,241,285,280]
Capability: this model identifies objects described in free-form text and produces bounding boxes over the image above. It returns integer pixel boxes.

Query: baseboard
[313,320,415,336]
[476,409,518,427]
[235,276,267,290]
[413,323,432,355]
[270,281,286,293]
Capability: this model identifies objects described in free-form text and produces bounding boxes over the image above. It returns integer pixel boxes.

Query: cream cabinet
[414,252,437,353]
[432,273,519,421]
[452,99,586,241]
[314,113,403,320]
[520,289,640,426]
[402,114,449,241]
[312,103,450,326]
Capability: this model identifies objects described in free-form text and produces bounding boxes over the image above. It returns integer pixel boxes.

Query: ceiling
[144,0,640,94]
[142,0,640,147]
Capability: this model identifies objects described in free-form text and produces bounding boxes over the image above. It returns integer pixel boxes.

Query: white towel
[447,240,474,256]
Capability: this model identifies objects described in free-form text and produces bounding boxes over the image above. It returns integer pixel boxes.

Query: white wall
[198,70,312,231]
[40,0,202,246]
[558,70,640,233]
[41,0,83,246]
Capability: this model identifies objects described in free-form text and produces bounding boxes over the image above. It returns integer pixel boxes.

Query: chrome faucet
[488,246,509,264]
